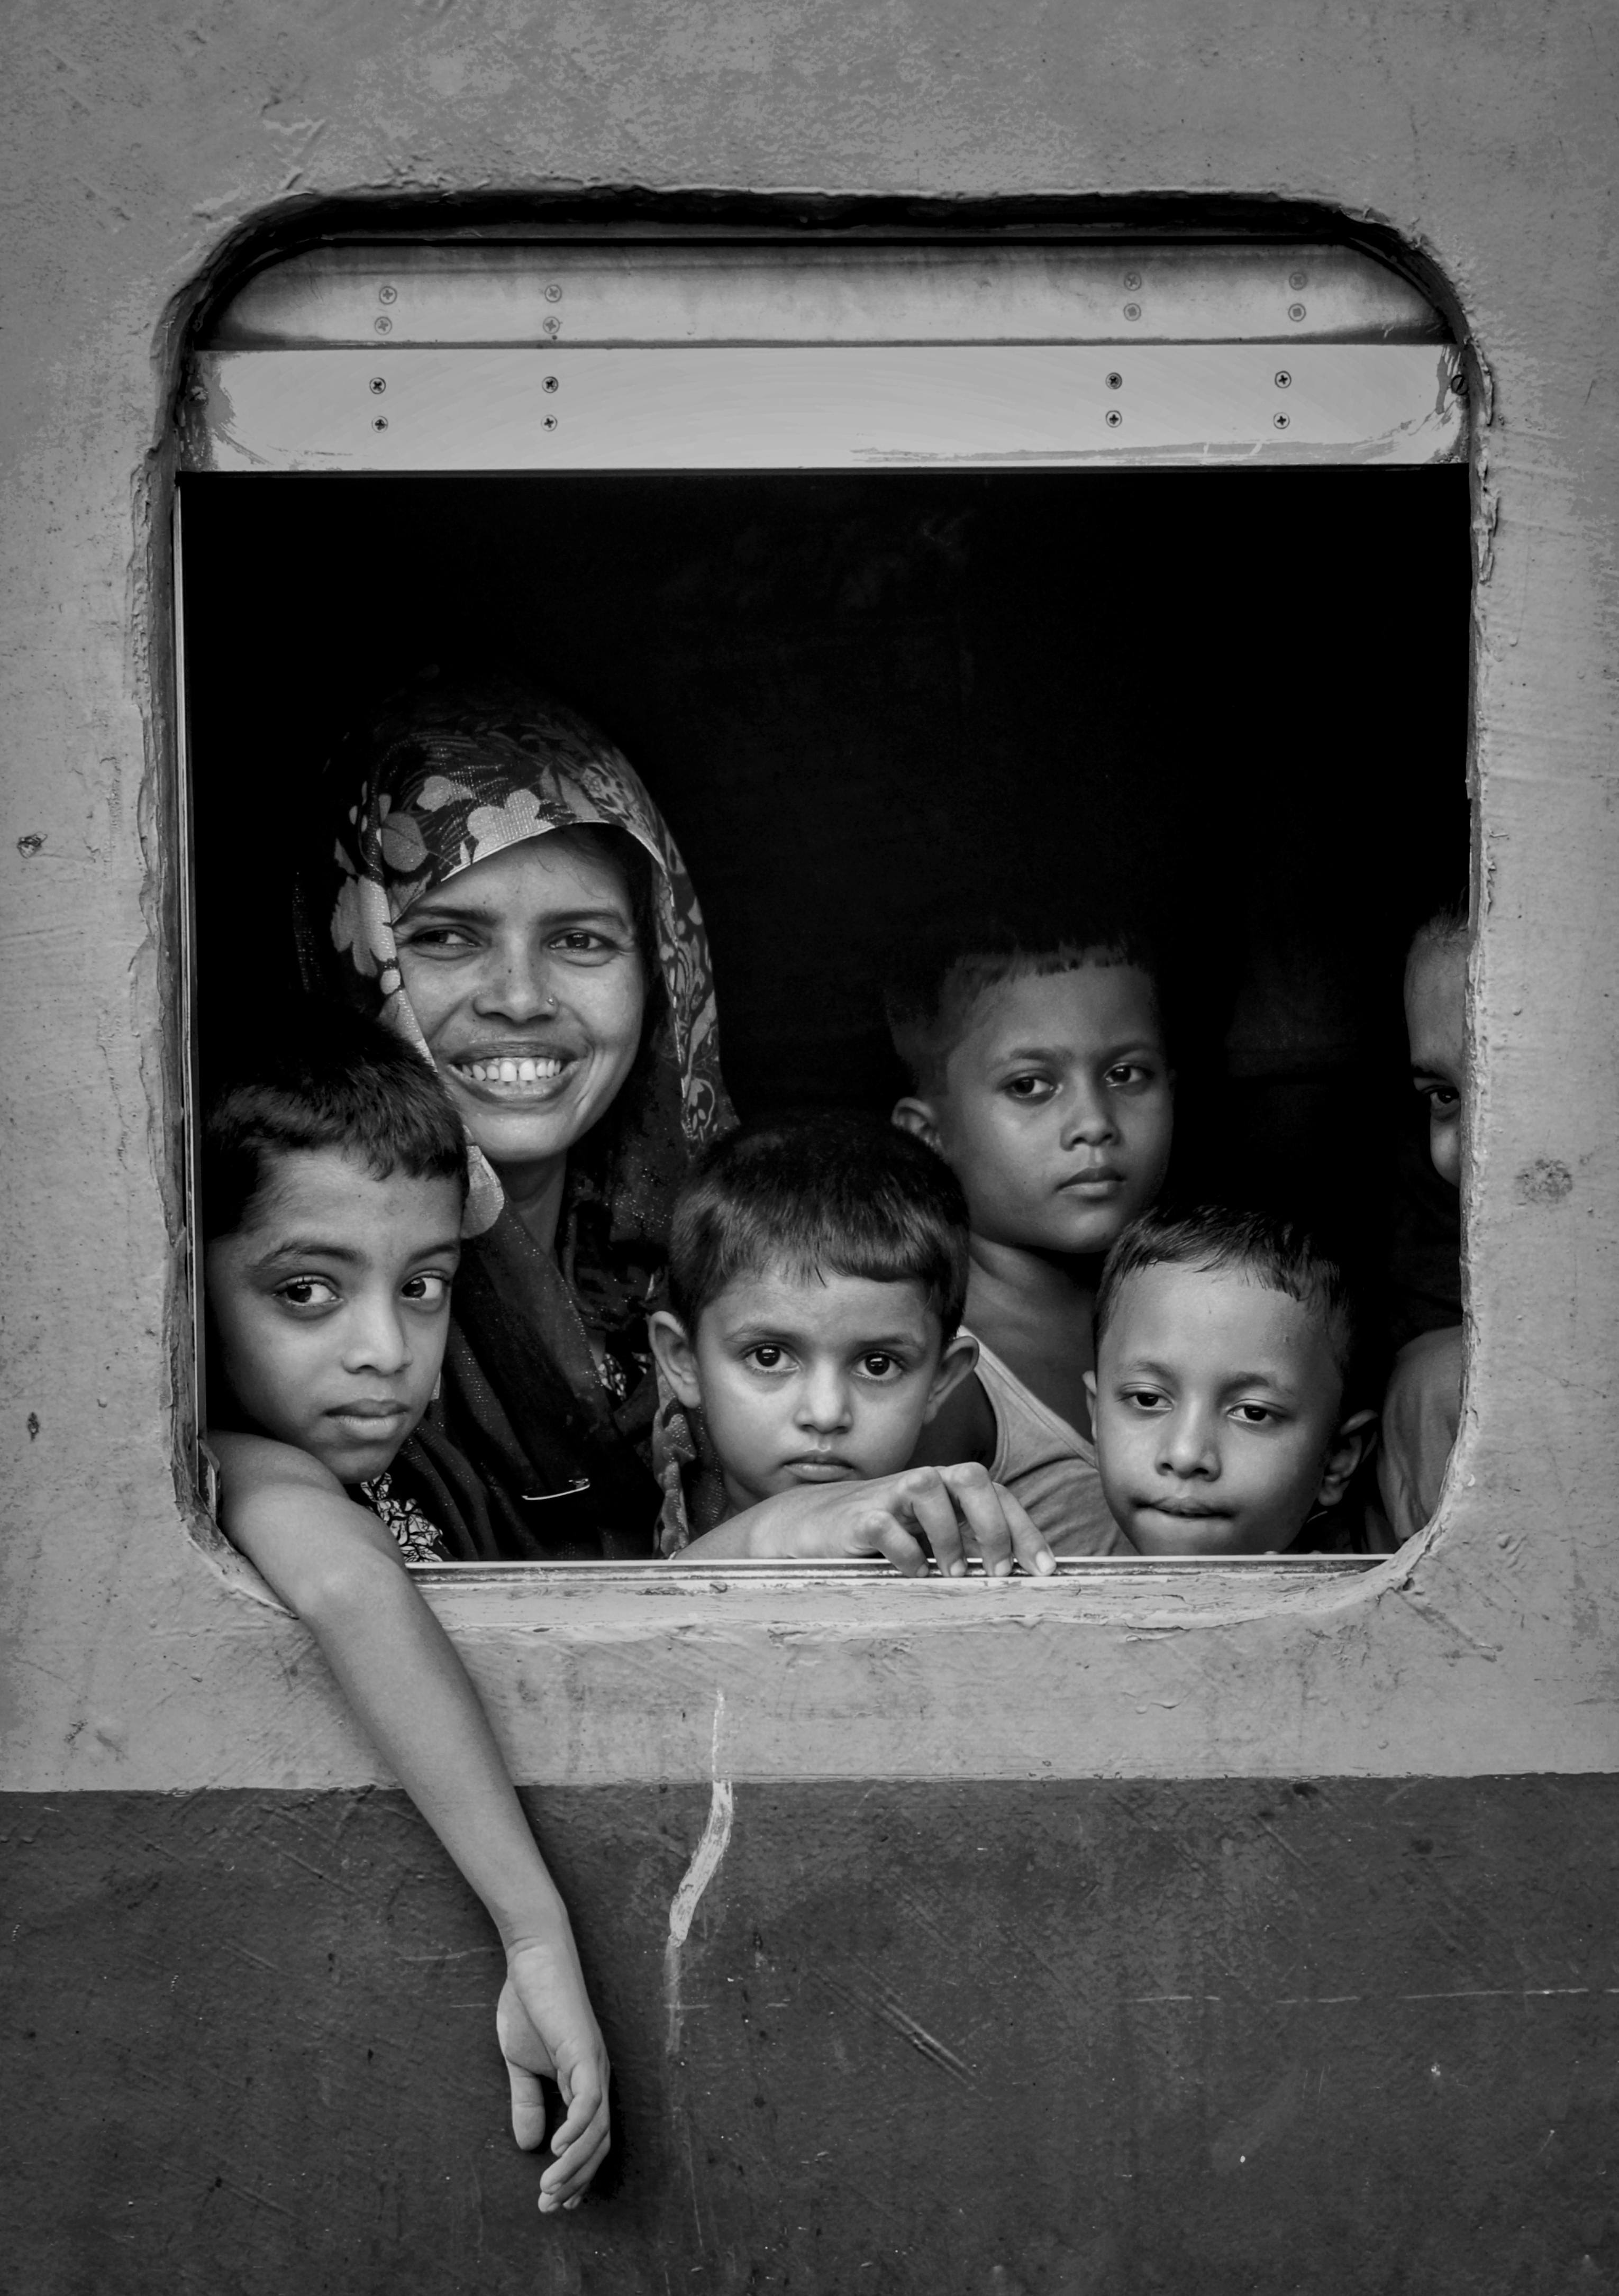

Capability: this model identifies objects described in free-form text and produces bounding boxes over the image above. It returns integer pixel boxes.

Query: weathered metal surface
[187,340,1463,471]
[187,236,1460,470]
[1,0,1618,2275]
[208,240,1450,349]
[5,1779,1617,2292]
[1,1,1616,1798]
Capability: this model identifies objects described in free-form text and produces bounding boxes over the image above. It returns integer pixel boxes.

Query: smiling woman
[297,674,731,1559]
[393,834,650,1245]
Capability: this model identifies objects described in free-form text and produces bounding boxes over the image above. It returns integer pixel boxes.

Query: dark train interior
[183,464,1468,1356]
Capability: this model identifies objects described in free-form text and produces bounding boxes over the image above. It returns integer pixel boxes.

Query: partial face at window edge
[1404,933,1468,1191]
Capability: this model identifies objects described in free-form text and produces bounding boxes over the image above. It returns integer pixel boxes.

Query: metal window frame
[181,235,1464,475]
[177,226,1468,1599]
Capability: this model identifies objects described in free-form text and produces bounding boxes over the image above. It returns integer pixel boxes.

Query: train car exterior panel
[7,1778,1619,2291]
[3,0,1617,2284]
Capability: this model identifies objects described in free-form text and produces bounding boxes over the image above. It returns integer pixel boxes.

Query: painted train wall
[3,4,1617,2288]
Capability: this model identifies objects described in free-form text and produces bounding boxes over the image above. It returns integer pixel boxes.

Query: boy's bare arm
[211,1433,611,2209]
[677,1462,1054,1578]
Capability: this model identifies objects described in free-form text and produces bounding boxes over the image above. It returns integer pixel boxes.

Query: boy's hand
[852,1461,1056,1577]
[692,1464,1056,1578]
[497,1940,612,2212]
[905,1461,1056,1578]
[214,1428,614,2211]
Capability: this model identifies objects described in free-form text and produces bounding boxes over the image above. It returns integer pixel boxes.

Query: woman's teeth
[457,1056,569,1085]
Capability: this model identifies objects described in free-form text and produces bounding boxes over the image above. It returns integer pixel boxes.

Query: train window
[178,233,1470,1586]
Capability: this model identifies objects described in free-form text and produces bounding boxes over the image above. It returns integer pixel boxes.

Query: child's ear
[1083,1369,1098,1408]
[649,1309,703,1410]
[892,1098,943,1156]
[1315,1406,1378,1511]
[921,1331,979,1422]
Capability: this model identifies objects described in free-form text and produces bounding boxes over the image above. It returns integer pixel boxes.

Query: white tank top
[966,1331,1124,1555]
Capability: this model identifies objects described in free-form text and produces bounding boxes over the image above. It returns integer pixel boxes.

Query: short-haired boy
[1084,1206,1378,1555]
[204,1005,609,2211]
[1378,898,1468,1542]
[653,1114,1054,1576]
[885,916,1175,1552]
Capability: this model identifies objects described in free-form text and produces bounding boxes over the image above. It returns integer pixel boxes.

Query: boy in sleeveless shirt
[887,920,1175,1552]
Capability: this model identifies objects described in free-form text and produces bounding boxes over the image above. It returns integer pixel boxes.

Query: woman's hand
[497,1939,612,2212]
[678,1462,1056,1578]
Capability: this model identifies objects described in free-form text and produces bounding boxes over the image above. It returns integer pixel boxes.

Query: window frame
[176,218,1476,1629]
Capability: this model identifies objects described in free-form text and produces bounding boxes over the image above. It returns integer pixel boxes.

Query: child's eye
[1104,1061,1154,1090]
[1231,1402,1279,1427]
[273,1275,341,1311]
[744,1344,789,1372]
[1003,1073,1057,1104]
[401,1272,452,1307]
[1413,1076,1460,1113]
[857,1352,903,1381]
[1122,1385,1169,1412]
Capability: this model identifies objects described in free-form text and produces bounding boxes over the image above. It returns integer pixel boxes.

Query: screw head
[378,284,397,305]
[372,415,388,432]
[1104,407,1123,429]
[1122,269,1142,290]
[1105,371,1123,391]
[542,316,561,337]
[544,284,563,303]
[1272,411,1291,430]
[368,376,386,395]
[1274,369,1292,389]
[542,375,559,394]
[1288,269,1308,290]
[1123,302,1141,322]
[1288,303,1307,323]
[374,315,393,335]
[543,414,559,432]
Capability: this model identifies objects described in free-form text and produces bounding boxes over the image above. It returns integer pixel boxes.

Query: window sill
[410,1549,1389,1633]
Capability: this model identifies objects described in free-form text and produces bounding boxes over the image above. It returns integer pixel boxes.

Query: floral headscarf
[314,676,727,1235]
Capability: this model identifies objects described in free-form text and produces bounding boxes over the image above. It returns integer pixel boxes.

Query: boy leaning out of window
[202,1003,609,2212]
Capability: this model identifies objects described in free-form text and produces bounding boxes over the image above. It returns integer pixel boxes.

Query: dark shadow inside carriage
[182,466,1467,1354]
